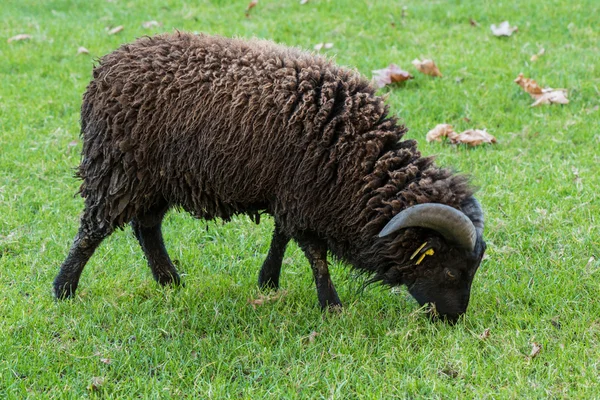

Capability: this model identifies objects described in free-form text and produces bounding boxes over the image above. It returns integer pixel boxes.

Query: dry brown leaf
[88,377,105,391]
[372,64,413,88]
[514,73,569,106]
[248,290,287,308]
[469,18,479,27]
[451,129,497,146]
[77,46,90,55]
[245,0,258,17]
[8,34,32,43]
[107,25,123,35]
[491,21,518,37]
[514,73,543,96]
[530,48,545,62]
[530,89,569,107]
[142,20,161,29]
[529,342,542,359]
[303,331,319,344]
[426,124,456,142]
[479,328,491,340]
[412,58,442,77]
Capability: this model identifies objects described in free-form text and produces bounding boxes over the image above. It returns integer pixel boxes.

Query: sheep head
[378,197,486,323]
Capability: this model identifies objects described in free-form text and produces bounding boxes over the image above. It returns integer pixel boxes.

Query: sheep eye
[445,269,456,280]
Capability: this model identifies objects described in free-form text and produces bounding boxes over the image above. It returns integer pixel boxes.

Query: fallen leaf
[514,73,543,96]
[248,290,287,308]
[88,377,105,391]
[77,46,89,55]
[8,34,32,43]
[469,18,479,27]
[426,124,456,142]
[530,48,545,62]
[99,358,111,365]
[451,129,497,146]
[245,0,258,17]
[529,342,542,359]
[412,58,442,77]
[491,21,518,36]
[479,328,491,340]
[314,43,333,51]
[142,20,161,29]
[530,89,569,106]
[514,73,569,106]
[302,331,319,344]
[107,25,123,35]
[372,64,413,88]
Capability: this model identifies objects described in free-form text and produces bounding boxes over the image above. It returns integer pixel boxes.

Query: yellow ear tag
[416,249,435,265]
[410,242,428,260]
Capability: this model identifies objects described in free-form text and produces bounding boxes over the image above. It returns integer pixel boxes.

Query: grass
[1,0,599,397]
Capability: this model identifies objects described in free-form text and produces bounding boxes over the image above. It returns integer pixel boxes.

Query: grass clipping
[426,124,497,146]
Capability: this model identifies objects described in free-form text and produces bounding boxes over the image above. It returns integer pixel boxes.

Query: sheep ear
[378,203,477,251]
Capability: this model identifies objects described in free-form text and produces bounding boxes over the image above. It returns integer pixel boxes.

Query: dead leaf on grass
[88,377,105,391]
[426,124,456,143]
[529,342,542,359]
[245,0,258,17]
[426,124,496,146]
[314,42,333,51]
[8,34,32,43]
[99,358,111,365]
[514,73,569,106]
[412,58,442,77]
[107,25,124,35]
[372,64,413,88]
[530,89,569,106]
[142,20,162,29]
[77,46,89,55]
[302,331,319,344]
[491,21,518,37]
[469,18,479,27]
[451,129,497,146]
[248,290,287,308]
[514,73,543,96]
[479,328,491,340]
[530,48,545,62]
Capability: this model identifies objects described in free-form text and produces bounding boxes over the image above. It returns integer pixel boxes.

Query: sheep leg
[297,236,342,310]
[258,221,290,290]
[54,218,113,299]
[131,203,181,287]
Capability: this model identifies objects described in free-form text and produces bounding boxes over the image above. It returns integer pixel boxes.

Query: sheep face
[404,236,486,323]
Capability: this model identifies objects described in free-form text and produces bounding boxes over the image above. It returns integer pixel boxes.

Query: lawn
[1,0,599,397]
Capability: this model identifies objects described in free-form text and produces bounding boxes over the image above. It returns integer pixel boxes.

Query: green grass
[1,0,599,397]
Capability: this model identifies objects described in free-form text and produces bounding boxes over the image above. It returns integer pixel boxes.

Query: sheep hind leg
[54,216,114,300]
[296,236,342,311]
[131,202,181,287]
[258,220,290,290]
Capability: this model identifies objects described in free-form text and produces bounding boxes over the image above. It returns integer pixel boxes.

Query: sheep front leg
[258,220,290,290]
[296,236,342,310]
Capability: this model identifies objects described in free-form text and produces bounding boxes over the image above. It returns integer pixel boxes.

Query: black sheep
[54,33,486,322]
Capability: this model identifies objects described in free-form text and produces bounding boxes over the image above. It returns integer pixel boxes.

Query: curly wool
[78,32,473,277]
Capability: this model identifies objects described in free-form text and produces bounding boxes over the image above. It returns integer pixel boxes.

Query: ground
[1,0,599,397]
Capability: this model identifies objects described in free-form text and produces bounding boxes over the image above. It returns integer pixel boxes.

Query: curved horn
[378,203,477,251]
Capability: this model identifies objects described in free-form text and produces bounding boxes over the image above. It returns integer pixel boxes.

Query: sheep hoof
[54,283,77,300]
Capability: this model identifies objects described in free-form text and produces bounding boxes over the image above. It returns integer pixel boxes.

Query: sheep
[54,32,486,322]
